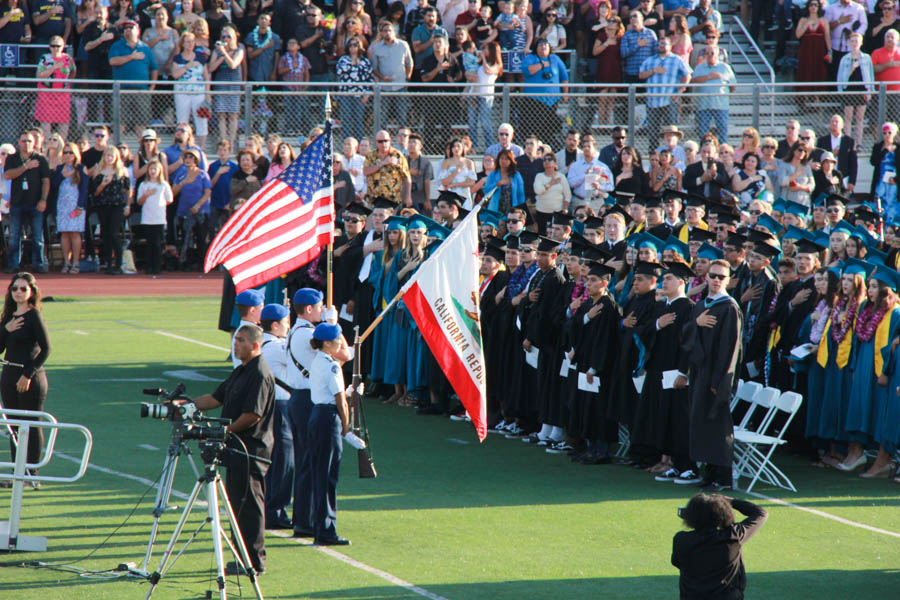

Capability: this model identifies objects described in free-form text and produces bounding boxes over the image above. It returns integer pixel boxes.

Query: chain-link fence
[2,78,899,160]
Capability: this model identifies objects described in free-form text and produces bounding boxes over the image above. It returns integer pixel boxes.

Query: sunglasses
[826,207,843,213]
[94,133,107,138]
[123,24,136,29]
[507,218,523,224]
[344,217,365,223]
[376,139,390,144]
[50,44,63,48]
[761,145,775,150]
[742,133,754,138]
[750,209,762,216]
[707,272,728,280]
[176,128,187,132]
[800,136,811,140]
[499,132,510,136]
[63,150,74,155]
[10,286,29,292]
[521,247,535,252]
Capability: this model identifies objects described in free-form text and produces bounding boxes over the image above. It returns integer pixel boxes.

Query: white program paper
[525,346,540,368]
[339,304,353,322]
[662,370,684,390]
[559,356,573,376]
[789,343,817,360]
[746,362,760,378]
[577,372,600,393]
[632,373,646,394]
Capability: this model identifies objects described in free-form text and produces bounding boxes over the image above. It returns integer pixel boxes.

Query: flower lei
[830,297,857,344]
[571,280,589,305]
[854,300,886,342]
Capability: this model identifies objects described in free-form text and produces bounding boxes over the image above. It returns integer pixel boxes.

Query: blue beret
[313,322,342,341]
[235,289,264,306]
[293,287,324,306]
[261,303,289,321]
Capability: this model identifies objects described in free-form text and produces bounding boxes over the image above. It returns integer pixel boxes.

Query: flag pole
[325,95,334,307]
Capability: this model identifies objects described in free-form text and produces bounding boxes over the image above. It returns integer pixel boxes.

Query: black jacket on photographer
[212,354,275,472]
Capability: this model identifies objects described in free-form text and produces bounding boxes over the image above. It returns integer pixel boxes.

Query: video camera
[139,384,196,422]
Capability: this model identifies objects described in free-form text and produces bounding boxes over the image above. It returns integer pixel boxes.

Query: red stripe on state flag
[404,281,487,441]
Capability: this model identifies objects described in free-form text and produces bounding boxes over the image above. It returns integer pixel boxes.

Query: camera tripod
[137,421,204,574]
[143,441,264,600]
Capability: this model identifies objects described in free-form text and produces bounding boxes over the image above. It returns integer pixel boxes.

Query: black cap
[662,190,689,204]
[628,194,648,206]
[371,196,399,210]
[663,261,695,281]
[795,239,827,255]
[518,230,540,248]
[711,209,739,227]
[344,201,372,217]
[685,193,707,209]
[746,228,777,245]
[634,260,663,277]
[826,193,848,208]
[605,204,633,226]
[855,205,880,224]
[725,232,748,248]
[551,211,574,227]
[588,262,616,278]
[583,216,605,231]
[644,196,662,210]
[504,233,521,250]
[688,228,717,243]
[582,245,613,262]
[437,190,465,207]
[751,243,781,260]
[537,235,559,252]
[483,243,505,262]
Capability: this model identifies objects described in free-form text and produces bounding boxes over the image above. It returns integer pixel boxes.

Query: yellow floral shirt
[364,149,409,203]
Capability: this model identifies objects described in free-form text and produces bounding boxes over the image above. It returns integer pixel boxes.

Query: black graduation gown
[331,232,365,339]
[682,295,744,467]
[352,232,382,378]
[495,291,521,419]
[540,279,576,427]
[770,274,817,391]
[631,297,694,459]
[218,273,237,333]
[524,266,566,422]
[571,294,621,442]
[735,269,778,371]
[480,269,511,420]
[608,290,657,427]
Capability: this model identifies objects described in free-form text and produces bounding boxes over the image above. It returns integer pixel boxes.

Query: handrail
[727,15,775,130]
[0,408,59,471]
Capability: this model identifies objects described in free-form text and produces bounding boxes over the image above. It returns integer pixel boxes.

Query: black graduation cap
[483,243,505,262]
[751,243,781,260]
[711,209,738,228]
[582,245,613,262]
[605,204,633,226]
[588,262,616,278]
[582,216,605,231]
[725,231,748,248]
[854,205,880,224]
[662,190,689,204]
[504,233,521,250]
[685,193,707,209]
[633,260,663,277]
[746,228,777,245]
[437,190,465,207]
[663,261,695,281]
[826,193,848,208]
[484,235,504,248]
[518,230,540,248]
[551,211,574,227]
[344,201,372,217]
[629,194,649,206]
[537,235,559,252]
[795,239,827,255]
[644,196,662,210]
[568,231,591,249]
[688,228,717,243]
[371,196,399,210]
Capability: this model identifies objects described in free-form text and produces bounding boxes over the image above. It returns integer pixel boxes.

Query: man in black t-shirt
[29,0,72,45]
[81,125,110,175]
[295,6,333,81]
[3,131,50,273]
[83,5,117,81]
[187,324,275,575]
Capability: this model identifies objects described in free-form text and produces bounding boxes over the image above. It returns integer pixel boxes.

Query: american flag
[204,121,335,293]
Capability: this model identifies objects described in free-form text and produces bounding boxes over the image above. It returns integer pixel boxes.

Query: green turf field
[1,296,899,599]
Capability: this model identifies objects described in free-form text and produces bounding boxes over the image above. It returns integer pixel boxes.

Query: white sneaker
[673,469,703,485]
[654,468,680,482]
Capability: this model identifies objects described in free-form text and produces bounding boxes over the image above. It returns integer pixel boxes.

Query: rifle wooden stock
[351,327,377,478]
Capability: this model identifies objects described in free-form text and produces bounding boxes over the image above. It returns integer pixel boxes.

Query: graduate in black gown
[632,261,695,479]
[608,260,660,448]
[681,259,744,491]
[569,261,621,464]
[478,242,511,424]
[331,202,369,348]
[734,242,780,381]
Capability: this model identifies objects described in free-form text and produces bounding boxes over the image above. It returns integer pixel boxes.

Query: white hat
[141,129,158,140]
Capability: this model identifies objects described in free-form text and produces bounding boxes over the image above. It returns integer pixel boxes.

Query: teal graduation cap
[844,257,874,279]
[871,265,900,291]
[755,213,782,236]
[637,232,666,254]
[385,215,408,231]
[697,242,724,260]
[664,235,690,260]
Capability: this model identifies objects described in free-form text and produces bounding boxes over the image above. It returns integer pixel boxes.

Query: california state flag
[401,208,487,441]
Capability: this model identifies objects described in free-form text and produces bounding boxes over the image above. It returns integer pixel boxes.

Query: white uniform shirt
[286,318,317,390]
[309,350,344,405]
[261,332,290,400]
[232,319,257,368]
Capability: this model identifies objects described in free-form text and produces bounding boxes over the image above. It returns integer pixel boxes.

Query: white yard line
[154,330,230,353]
[54,452,450,600]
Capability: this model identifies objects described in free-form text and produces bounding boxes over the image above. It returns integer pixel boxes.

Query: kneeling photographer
[179,324,275,575]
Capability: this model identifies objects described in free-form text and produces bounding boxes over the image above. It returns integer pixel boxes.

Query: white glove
[344,382,365,397]
[323,306,338,324]
[343,431,366,449]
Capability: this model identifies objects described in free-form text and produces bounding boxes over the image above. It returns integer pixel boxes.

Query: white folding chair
[615,424,631,458]
[733,391,804,493]
[732,383,775,434]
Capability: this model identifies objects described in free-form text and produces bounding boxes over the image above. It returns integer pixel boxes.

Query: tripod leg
[144,479,205,600]
[217,476,265,600]
[142,448,181,571]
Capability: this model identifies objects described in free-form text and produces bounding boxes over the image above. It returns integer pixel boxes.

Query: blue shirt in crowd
[173,169,212,217]
[521,53,568,106]
[208,159,238,210]
[108,38,158,88]
[620,28,657,77]
[639,53,691,108]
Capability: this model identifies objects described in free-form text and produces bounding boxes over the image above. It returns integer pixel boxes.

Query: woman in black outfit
[671,493,768,600]
[0,273,51,488]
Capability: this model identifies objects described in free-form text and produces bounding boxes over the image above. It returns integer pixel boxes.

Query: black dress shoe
[315,536,351,546]
[292,528,315,537]
[225,561,265,576]
[267,518,293,530]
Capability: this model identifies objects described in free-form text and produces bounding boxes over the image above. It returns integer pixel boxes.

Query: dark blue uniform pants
[289,389,314,531]
[264,399,293,525]
[308,404,342,541]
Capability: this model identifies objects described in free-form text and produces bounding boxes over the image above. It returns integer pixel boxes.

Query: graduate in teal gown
[369,216,407,402]
[613,238,638,306]
[839,266,900,476]
[802,267,839,450]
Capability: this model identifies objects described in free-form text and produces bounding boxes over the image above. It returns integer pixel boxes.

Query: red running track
[27,271,226,298]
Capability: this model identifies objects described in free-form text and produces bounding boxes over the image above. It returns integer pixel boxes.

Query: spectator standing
[51,142,87,273]
[776,119,801,159]
[337,0,372,37]
[734,127,760,162]
[494,0,531,81]
[534,154,571,231]
[230,149,263,213]
[620,11,657,85]
[29,0,72,50]
[870,122,900,216]
[407,134,433,211]
[171,0,202,33]
[864,0,900,54]
[517,136,544,204]
[639,36,691,142]
[370,21,413,126]
[835,34,874,150]
[466,41,501,152]
[667,14,692,66]
[825,0,867,79]
[34,35,75,141]
[657,125,687,169]
[265,142,295,182]
[136,158,173,274]
[485,123,524,159]
[274,0,311,41]
[775,142,815,206]
[335,37,372,142]
[437,137,477,207]
[277,38,312,135]
[209,25,245,149]
[731,152,772,208]
[819,114,859,192]
[686,0,721,43]
[203,0,231,44]
[297,6,334,84]
[795,1,831,91]
[171,32,210,150]
[650,147,681,193]
[484,149,524,213]
[613,146,650,196]
[246,13,281,85]
[556,129,583,175]
[593,13,623,126]
[171,149,212,268]
[108,20,159,138]
[535,9,567,51]
[692,41,735,145]
[872,29,900,120]
[163,123,208,183]
[412,6,449,70]
[341,137,366,199]
[567,136,614,209]
[89,146,131,275]
[208,140,237,233]
[3,132,50,273]
[0,0,31,79]
[364,130,411,206]
[142,7,178,78]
